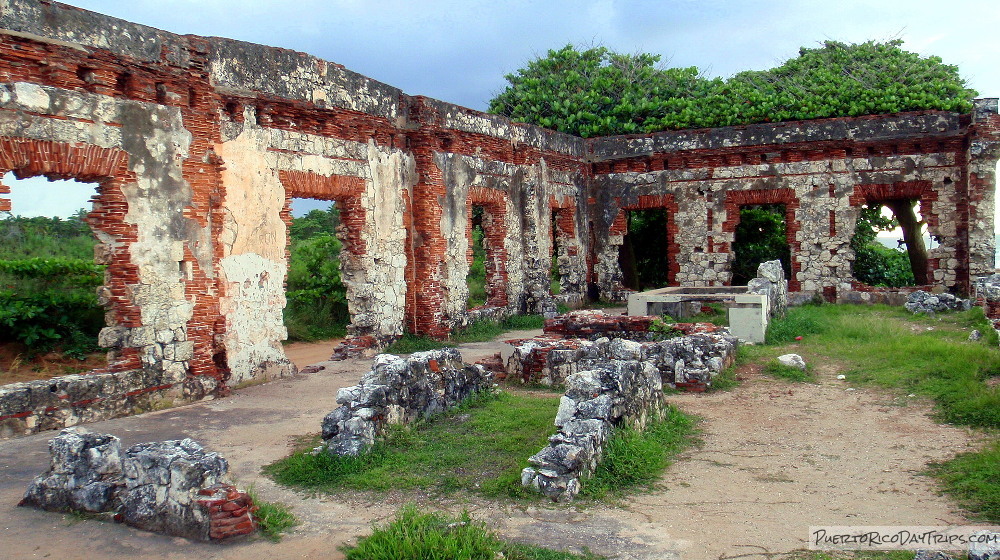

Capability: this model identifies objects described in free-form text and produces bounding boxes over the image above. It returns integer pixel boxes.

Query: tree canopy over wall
[488,40,977,137]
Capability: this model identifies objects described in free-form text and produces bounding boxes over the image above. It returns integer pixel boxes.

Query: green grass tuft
[580,405,698,499]
[762,360,814,383]
[383,334,451,354]
[927,442,1000,523]
[246,487,298,542]
[342,505,604,560]
[265,391,559,498]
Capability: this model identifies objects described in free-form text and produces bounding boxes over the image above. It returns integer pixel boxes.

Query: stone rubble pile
[506,321,737,390]
[541,310,727,342]
[521,342,666,502]
[519,333,738,502]
[19,428,255,541]
[321,348,492,456]
[904,290,972,314]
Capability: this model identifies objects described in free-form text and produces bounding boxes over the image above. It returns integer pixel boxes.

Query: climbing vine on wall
[489,41,976,137]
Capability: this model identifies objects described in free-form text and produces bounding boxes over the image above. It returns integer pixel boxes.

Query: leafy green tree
[850,204,916,287]
[489,41,975,137]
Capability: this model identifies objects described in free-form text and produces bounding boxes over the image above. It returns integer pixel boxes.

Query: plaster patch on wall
[216,111,293,382]
[218,252,294,385]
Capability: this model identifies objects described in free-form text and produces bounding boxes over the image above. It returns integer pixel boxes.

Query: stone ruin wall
[0,0,997,436]
[589,103,1000,303]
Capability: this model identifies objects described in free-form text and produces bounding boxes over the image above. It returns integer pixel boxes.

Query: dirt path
[283,338,343,369]
[0,331,983,560]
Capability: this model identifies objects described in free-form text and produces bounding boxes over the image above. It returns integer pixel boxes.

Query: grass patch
[383,334,451,354]
[452,315,545,343]
[686,302,729,326]
[580,405,698,499]
[764,304,1000,429]
[927,442,1000,523]
[763,360,814,383]
[246,487,298,542]
[265,391,559,498]
[342,505,603,560]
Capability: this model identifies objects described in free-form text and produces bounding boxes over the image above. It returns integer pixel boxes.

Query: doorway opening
[618,208,670,291]
[731,204,791,286]
[851,200,931,286]
[283,198,349,344]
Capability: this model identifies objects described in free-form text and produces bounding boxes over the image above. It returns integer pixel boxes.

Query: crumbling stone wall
[20,428,257,541]
[0,0,996,436]
[519,332,737,501]
[505,314,736,390]
[321,347,492,455]
[588,105,1000,301]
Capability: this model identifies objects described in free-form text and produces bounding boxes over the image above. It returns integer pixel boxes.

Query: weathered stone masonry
[0,1,996,435]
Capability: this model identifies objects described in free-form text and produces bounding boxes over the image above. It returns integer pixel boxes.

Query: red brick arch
[611,193,680,287]
[848,180,938,289]
[278,170,368,256]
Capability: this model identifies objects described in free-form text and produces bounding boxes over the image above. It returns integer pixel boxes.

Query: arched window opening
[851,200,933,287]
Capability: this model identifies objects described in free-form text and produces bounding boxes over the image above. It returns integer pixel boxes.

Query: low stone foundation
[521,350,665,502]
[321,348,492,455]
[0,369,219,439]
[505,310,735,390]
[20,428,256,541]
[514,324,738,500]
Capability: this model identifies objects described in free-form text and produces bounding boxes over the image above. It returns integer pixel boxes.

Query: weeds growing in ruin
[580,405,698,499]
[246,486,298,542]
[341,504,605,560]
[265,391,559,498]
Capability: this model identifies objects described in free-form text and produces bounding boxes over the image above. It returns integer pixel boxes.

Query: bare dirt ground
[0,331,985,560]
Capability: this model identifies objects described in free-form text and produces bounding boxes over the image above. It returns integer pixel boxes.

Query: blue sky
[3,0,999,218]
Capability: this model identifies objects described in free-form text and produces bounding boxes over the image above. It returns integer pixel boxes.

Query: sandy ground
[0,332,985,560]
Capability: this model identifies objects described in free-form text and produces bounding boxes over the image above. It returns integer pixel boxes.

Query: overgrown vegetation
[342,505,604,560]
[284,205,349,341]
[266,391,558,498]
[489,41,975,137]
[0,213,104,357]
[468,207,488,308]
[246,486,298,542]
[619,208,669,291]
[579,405,697,499]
